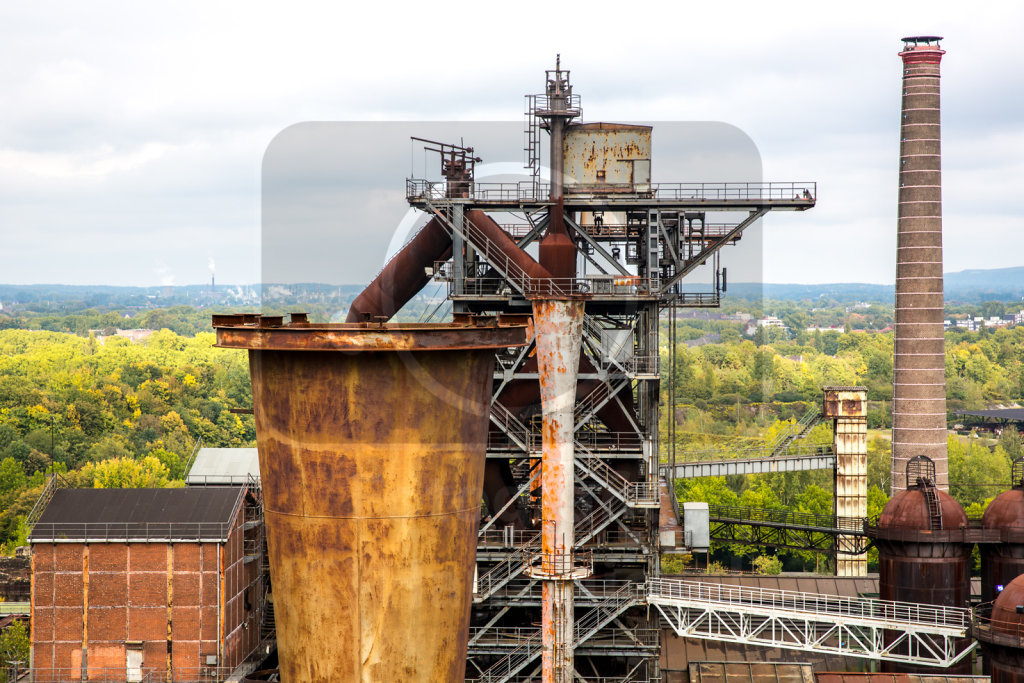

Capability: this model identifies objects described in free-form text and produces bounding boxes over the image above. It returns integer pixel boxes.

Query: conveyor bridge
[647,578,976,668]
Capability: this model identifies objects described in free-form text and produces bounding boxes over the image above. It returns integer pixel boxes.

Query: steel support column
[533,299,585,683]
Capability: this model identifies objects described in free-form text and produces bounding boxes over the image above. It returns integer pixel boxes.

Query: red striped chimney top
[899,36,945,64]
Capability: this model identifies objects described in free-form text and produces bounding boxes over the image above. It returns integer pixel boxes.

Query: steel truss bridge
[707,504,872,555]
[647,578,976,668]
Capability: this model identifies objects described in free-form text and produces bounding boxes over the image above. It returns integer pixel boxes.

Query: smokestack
[212,314,527,682]
[892,36,947,493]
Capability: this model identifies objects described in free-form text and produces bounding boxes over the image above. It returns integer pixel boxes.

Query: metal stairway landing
[469,583,642,683]
[648,578,975,668]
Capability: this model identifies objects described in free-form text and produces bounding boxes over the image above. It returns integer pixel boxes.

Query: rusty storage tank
[213,314,527,683]
[563,122,651,195]
[869,455,971,673]
[974,572,1024,682]
[981,458,1024,603]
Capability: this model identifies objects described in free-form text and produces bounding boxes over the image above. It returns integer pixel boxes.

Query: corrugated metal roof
[29,487,244,542]
[186,447,260,485]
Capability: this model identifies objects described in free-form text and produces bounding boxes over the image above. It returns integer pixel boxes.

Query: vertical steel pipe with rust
[533,300,584,683]
[213,318,526,683]
[892,37,948,492]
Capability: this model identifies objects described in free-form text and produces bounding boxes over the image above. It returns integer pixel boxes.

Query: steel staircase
[471,582,641,683]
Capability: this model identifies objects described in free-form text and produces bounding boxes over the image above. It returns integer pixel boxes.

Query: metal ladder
[921,484,943,531]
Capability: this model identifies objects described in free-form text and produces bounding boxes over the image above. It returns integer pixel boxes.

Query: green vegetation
[3,299,1024,575]
[0,620,29,682]
[0,325,253,550]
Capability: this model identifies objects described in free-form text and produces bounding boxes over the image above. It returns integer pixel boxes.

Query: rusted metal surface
[974,573,1024,682]
[563,122,652,195]
[892,37,948,493]
[345,217,453,323]
[216,318,526,682]
[873,465,971,674]
[981,482,1024,603]
[815,675,986,683]
[215,316,527,352]
[532,299,585,683]
[826,387,868,576]
[539,199,577,279]
[466,209,552,280]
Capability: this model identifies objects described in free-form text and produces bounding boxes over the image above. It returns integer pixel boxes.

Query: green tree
[0,620,29,681]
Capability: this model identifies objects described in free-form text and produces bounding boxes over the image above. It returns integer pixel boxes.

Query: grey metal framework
[403,65,814,683]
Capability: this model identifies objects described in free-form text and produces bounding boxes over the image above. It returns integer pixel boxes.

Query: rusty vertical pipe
[213,317,525,683]
[532,300,585,683]
[892,36,948,492]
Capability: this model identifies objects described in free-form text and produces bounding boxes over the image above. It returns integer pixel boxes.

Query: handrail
[409,180,818,205]
[29,521,232,541]
[647,578,971,631]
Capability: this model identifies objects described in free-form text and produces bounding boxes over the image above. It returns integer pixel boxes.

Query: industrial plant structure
[28,38,1024,683]
[341,58,815,682]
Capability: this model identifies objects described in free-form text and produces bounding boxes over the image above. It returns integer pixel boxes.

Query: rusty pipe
[533,300,584,683]
[346,217,452,323]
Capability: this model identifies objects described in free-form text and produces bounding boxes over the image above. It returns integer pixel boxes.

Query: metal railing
[972,603,1024,648]
[409,180,817,205]
[524,549,593,579]
[675,442,832,463]
[26,473,69,530]
[29,521,232,542]
[27,666,237,683]
[647,578,971,632]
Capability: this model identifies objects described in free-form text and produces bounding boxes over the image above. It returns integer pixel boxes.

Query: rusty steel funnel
[213,315,527,683]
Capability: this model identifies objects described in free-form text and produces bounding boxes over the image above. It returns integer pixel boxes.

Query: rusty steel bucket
[214,315,527,682]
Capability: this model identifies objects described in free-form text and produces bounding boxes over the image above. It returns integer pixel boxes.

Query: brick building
[29,486,265,682]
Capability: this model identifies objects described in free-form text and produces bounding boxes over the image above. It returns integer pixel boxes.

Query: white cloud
[1,0,1023,285]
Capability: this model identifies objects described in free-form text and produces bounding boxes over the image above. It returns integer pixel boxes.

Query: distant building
[29,486,266,682]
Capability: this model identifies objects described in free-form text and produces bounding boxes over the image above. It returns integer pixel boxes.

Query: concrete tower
[892,36,947,492]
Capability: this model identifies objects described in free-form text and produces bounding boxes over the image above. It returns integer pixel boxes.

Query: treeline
[0,328,254,549]
[668,431,1024,574]
[660,322,1024,428]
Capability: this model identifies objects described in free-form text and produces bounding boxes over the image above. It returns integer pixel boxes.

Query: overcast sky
[2,1,1022,287]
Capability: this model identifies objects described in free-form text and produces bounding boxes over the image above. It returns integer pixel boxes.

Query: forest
[1,300,1022,575]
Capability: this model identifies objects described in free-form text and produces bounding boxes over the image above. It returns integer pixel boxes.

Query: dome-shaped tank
[974,572,1024,682]
[870,456,971,673]
[981,458,1024,603]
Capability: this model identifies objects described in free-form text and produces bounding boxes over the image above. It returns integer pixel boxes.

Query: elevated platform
[662,451,836,478]
[408,180,816,212]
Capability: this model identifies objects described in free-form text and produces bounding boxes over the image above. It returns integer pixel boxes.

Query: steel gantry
[647,578,976,669]
[403,59,815,683]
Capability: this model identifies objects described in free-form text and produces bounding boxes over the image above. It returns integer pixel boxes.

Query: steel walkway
[708,504,872,555]
[647,578,975,668]
[662,449,836,479]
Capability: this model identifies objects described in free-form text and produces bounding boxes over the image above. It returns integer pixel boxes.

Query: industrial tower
[393,60,816,682]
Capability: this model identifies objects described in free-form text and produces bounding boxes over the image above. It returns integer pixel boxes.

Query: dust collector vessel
[869,455,971,674]
[213,314,526,683]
